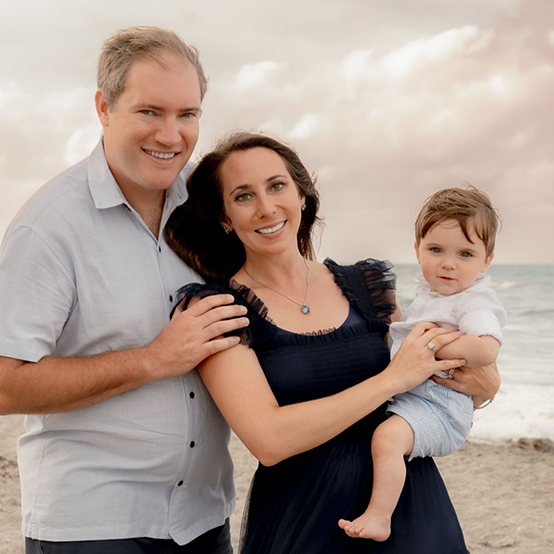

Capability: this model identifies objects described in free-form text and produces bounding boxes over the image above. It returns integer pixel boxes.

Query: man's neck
[124,188,166,238]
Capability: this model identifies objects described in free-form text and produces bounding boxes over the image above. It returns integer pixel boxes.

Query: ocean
[392,264,554,445]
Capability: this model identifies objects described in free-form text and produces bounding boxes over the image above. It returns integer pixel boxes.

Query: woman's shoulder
[175,280,233,308]
[173,279,272,346]
[323,258,397,323]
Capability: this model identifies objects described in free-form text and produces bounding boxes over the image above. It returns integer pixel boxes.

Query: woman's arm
[199,322,464,466]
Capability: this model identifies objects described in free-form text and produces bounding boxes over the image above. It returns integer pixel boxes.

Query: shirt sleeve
[457,287,507,345]
[0,225,76,362]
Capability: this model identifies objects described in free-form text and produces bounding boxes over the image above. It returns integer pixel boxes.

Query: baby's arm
[435,334,499,368]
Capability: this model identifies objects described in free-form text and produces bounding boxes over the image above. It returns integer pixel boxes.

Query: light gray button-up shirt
[0,142,235,544]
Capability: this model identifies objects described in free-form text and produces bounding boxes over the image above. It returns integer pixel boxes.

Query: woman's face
[218,147,305,260]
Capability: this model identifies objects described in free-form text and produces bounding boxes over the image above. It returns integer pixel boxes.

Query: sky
[1,0,553,265]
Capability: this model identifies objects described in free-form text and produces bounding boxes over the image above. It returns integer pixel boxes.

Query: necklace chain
[243,259,311,314]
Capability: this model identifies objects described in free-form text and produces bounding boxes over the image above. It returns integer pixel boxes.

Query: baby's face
[415,219,493,295]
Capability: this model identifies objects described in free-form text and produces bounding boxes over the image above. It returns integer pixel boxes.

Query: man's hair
[97,26,208,110]
[415,185,502,256]
[165,131,322,281]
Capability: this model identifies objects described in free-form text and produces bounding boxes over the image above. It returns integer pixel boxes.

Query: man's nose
[155,117,181,147]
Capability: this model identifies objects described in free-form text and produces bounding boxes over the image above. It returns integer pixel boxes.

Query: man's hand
[143,294,249,380]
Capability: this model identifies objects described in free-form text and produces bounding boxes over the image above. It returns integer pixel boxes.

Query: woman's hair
[97,26,208,111]
[415,184,502,256]
[165,131,321,281]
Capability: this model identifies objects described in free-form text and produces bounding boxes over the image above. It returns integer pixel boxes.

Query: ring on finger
[446,368,455,379]
[427,341,437,353]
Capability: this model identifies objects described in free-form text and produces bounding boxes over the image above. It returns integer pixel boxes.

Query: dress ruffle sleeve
[173,279,274,347]
[173,258,397,346]
[324,257,397,326]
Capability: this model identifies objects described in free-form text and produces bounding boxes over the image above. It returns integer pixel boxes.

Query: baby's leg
[338,415,414,541]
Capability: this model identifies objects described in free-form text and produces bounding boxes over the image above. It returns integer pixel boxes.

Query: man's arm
[0,294,248,415]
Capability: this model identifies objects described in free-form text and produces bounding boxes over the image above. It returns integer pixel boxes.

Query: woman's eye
[235,193,252,203]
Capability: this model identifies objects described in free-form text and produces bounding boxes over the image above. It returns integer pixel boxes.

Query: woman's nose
[256,195,276,217]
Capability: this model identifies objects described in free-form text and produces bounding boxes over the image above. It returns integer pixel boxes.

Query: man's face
[95,51,202,204]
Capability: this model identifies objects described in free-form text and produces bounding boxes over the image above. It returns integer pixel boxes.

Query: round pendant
[301,305,310,314]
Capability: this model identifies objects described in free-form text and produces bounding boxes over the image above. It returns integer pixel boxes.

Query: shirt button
[189,391,195,399]
[169,295,173,303]
[158,246,162,253]
[190,441,196,448]
[177,480,184,487]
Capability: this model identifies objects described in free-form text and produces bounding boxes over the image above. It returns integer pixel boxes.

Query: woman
[165,132,498,553]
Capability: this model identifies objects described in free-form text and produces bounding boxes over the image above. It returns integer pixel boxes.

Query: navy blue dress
[180,259,468,554]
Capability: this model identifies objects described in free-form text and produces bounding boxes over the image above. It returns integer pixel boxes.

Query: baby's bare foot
[338,512,391,541]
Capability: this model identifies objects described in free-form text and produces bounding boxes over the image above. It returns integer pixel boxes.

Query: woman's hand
[431,361,500,408]
[386,322,465,394]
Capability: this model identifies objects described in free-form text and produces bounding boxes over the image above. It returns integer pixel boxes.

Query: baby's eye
[430,247,442,254]
[460,252,472,258]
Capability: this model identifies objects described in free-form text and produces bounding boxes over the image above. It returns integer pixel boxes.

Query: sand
[1,414,553,554]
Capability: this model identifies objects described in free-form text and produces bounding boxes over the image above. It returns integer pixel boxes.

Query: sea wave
[470,384,554,444]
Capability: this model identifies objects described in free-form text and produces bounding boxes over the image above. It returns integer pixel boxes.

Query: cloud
[0,80,30,110]
[340,50,374,83]
[65,122,102,166]
[235,61,287,91]
[289,115,319,140]
[0,0,552,265]
[381,26,490,80]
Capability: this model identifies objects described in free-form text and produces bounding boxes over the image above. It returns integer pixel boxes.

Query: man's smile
[144,149,177,159]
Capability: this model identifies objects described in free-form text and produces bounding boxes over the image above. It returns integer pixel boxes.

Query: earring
[301,204,306,211]
[224,227,230,234]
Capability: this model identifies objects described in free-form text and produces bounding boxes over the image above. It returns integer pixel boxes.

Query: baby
[339,185,507,541]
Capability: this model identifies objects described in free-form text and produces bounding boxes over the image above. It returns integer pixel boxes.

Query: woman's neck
[240,251,308,288]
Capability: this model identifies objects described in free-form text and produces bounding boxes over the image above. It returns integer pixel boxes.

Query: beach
[1,414,553,554]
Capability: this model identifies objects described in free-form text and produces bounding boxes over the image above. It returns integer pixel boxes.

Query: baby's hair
[415,184,502,256]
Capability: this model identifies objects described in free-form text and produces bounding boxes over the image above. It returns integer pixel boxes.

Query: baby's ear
[482,252,495,272]
[414,241,422,264]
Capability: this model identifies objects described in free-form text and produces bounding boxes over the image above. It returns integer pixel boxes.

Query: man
[0,26,248,553]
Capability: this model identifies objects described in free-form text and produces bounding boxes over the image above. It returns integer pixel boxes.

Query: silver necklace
[243,259,311,314]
